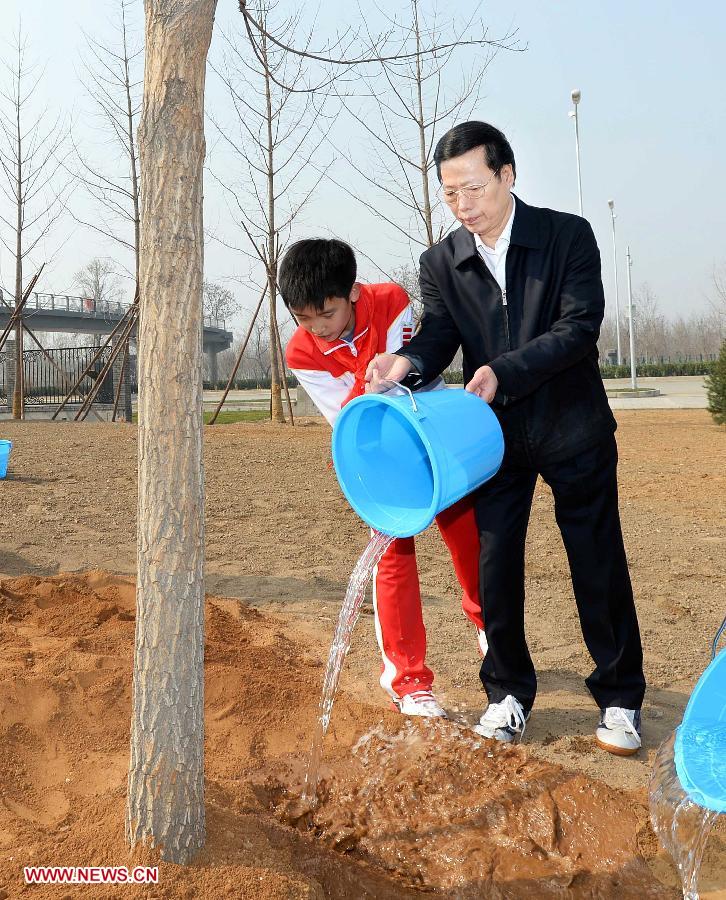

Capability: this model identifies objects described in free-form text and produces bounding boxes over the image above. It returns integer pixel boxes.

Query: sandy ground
[0,410,724,897]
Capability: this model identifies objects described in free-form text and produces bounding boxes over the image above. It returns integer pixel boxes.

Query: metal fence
[21,346,114,406]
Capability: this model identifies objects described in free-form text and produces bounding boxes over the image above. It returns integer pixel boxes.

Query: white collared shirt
[474,195,516,295]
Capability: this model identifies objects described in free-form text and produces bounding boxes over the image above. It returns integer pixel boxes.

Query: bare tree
[598,295,723,366]
[121,0,517,863]
[202,279,240,325]
[209,0,329,423]
[321,0,515,256]
[632,284,667,363]
[74,257,124,305]
[74,0,142,292]
[126,0,217,865]
[32,261,126,351]
[244,303,271,381]
[0,29,71,418]
[391,263,422,323]
[213,338,241,383]
[710,264,726,336]
[597,312,617,363]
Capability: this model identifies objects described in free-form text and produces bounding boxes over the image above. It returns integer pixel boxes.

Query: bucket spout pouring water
[674,614,726,814]
[331,388,504,538]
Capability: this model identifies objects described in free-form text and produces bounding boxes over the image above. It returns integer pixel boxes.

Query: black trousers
[474,433,646,712]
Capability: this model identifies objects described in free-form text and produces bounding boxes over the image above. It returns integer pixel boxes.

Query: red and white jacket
[286,282,414,425]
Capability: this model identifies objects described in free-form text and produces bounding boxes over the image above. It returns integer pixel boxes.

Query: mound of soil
[0,570,702,898]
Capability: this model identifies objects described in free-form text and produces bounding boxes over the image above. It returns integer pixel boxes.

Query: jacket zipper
[476,255,512,352]
[501,287,511,350]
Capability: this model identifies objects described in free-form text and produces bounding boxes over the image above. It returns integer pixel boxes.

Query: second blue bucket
[0,440,11,479]
[674,646,726,813]
[332,388,504,538]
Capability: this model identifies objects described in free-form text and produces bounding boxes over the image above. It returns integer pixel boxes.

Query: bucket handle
[712,613,726,660]
[388,380,418,414]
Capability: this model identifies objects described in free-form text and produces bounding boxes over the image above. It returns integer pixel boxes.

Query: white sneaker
[393,690,447,718]
[595,707,642,756]
[474,695,529,743]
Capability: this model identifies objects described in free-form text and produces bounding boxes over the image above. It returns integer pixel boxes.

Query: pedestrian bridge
[0,289,234,355]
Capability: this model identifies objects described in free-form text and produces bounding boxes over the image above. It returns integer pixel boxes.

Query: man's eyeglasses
[439,171,499,205]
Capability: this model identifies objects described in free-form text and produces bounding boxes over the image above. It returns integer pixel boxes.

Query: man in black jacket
[366,121,645,755]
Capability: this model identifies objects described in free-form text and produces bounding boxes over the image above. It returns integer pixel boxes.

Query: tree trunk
[122,2,142,295]
[268,278,285,423]
[413,0,434,249]
[13,99,23,421]
[126,0,217,866]
[262,33,285,424]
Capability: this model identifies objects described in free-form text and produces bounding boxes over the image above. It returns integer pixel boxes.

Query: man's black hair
[434,121,516,183]
[278,238,357,312]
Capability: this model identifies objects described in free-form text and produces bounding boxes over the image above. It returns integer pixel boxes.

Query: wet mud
[268,720,673,898]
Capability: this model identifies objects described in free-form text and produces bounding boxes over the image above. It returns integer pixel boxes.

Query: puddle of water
[649,731,721,899]
[302,530,394,805]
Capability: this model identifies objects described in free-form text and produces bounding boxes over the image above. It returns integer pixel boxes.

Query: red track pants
[371,496,485,700]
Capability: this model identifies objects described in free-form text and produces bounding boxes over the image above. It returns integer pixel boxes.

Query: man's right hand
[365,353,413,393]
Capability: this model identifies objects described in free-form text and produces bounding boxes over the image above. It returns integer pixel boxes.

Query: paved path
[602,376,708,409]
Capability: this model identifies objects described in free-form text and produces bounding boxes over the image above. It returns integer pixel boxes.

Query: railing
[24,346,114,406]
[0,289,225,331]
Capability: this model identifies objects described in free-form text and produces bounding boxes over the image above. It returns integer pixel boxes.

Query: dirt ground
[0,410,724,898]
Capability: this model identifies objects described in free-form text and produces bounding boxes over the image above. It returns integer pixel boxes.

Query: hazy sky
[0,0,724,332]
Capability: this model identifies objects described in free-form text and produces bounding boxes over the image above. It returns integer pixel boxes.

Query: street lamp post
[626,245,637,390]
[608,199,622,365]
[569,89,583,216]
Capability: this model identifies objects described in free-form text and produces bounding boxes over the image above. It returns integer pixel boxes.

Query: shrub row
[443,361,717,383]
[599,360,716,378]
[202,376,300,391]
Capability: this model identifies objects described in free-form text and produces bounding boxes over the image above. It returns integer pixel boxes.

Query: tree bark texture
[126,0,217,866]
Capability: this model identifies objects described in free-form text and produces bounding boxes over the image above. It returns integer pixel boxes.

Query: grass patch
[205,410,270,424]
[131,410,270,424]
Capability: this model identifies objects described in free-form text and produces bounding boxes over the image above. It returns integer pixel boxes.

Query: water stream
[649,731,720,899]
[302,529,395,805]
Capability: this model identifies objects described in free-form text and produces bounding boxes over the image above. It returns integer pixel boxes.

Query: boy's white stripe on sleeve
[290,368,354,426]
[386,304,414,353]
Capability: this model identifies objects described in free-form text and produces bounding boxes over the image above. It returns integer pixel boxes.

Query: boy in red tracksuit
[280,238,486,717]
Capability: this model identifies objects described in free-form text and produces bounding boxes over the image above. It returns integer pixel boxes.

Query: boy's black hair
[278,239,357,312]
[434,121,516,183]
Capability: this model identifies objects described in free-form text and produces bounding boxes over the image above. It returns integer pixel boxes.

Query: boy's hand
[465,365,499,403]
[365,353,413,393]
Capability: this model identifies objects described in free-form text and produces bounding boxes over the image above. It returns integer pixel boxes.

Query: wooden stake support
[273,317,294,426]
[52,300,138,420]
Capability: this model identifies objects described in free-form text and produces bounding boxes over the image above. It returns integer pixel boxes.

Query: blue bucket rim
[332,392,442,537]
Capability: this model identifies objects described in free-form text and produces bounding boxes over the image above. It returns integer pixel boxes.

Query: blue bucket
[0,440,11,479]
[332,388,504,538]
[674,648,726,813]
